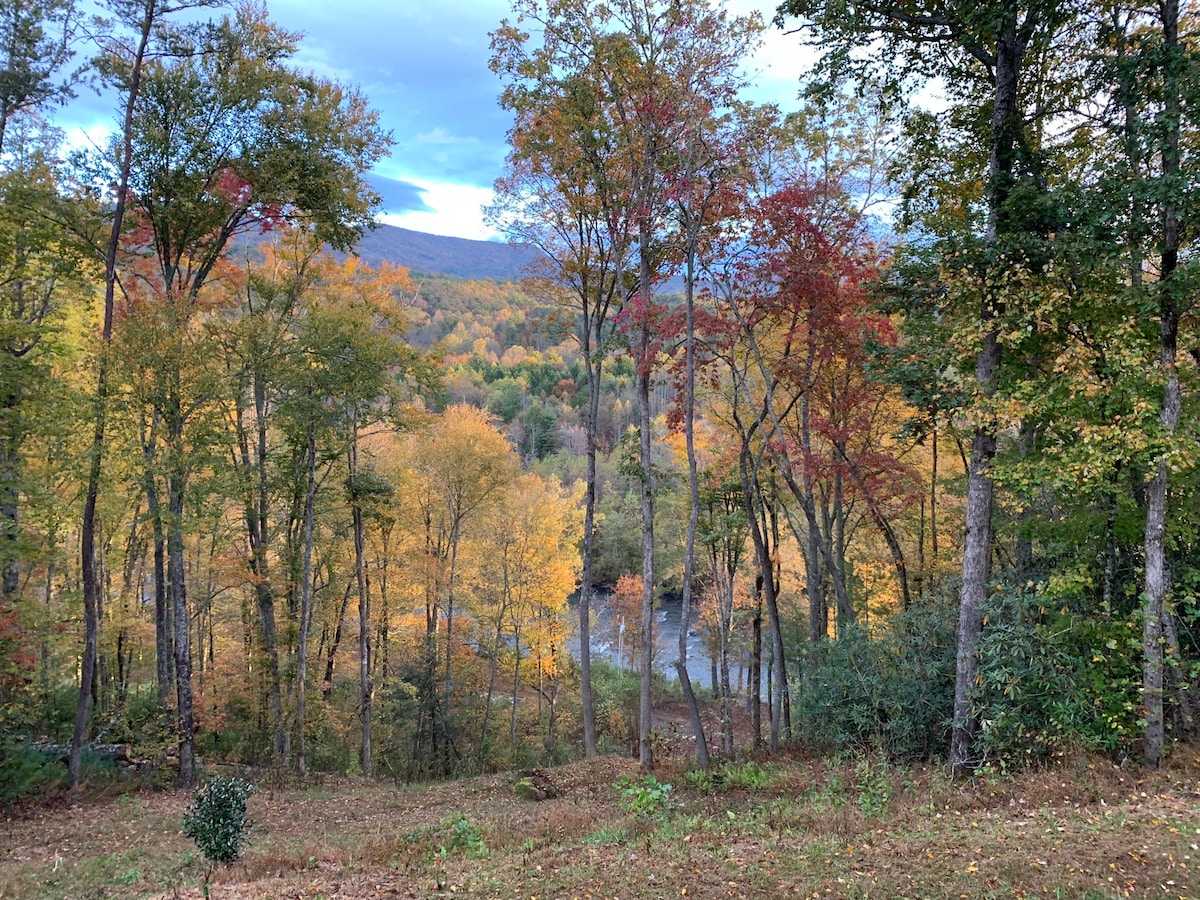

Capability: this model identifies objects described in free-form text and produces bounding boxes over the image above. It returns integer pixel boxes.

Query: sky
[64,0,814,242]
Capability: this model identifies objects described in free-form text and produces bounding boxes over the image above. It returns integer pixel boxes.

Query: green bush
[790,601,957,761]
[682,767,713,791]
[441,816,488,858]
[616,773,673,817]
[853,754,894,818]
[0,743,63,807]
[973,590,1140,769]
[181,776,255,865]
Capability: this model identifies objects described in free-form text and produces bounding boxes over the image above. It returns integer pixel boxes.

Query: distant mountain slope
[353,223,541,282]
[352,222,687,292]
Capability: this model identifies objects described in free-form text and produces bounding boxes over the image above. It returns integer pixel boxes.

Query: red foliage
[612,288,672,377]
[715,182,921,519]
[208,167,252,206]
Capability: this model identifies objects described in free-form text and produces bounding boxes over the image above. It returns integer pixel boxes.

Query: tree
[78,1,389,787]
[0,0,80,603]
[472,473,579,761]
[307,256,420,776]
[215,235,319,765]
[493,0,757,766]
[778,0,1083,774]
[660,15,760,771]
[71,0,171,792]
[1103,0,1196,771]
[0,0,79,151]
[697,461,749,756]
[490,0,640,759]
[406,405,517,775]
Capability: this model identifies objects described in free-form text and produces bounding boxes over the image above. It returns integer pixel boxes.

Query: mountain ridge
[352,223,541,282]
[353,222,685,292]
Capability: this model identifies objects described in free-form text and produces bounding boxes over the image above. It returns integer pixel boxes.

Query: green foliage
[682,767,713,791]
[487,376,526,423]
[0,742,63,806]
[718,760,776,791]
[853,754,894,818]
[439,817,488,858]
[685,760,777,793]
[616,773,673,817]
[181,776,255,865]
[974,590,1141,769]
[791,601,957,761]
[581,824,628,845]
[805,768,848,811]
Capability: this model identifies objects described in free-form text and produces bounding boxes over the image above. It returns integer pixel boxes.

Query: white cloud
[415,127,481,146]
[379,179,499,241]
[61,123,113,155]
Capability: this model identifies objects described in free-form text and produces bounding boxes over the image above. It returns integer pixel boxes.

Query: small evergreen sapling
[182,776,255,865]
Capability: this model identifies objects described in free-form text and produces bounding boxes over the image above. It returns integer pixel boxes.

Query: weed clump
[616,773,673,816]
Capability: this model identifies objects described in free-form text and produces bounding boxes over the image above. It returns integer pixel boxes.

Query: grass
[1,752,1199,898]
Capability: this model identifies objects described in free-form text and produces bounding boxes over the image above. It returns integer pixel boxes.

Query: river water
[566,592,742,689]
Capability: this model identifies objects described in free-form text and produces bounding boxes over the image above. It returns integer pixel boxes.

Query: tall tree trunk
[442,522,462,753]
[806,515,824,644]
[675,249,709,767]
[144,446,172,704]
[755,488,789,743]
[243,376,284,762]
[950,9,1025,776]
[579,342,601,757]
[349,428,372,777]
[930,426,939,581]
[322,579,353,700]
[510,622,522,751]
[832,474,853,630]
[0,439,19,600]
[377,523,392,683]
[295,422,317,774]
[636,226,656,768]
[750,581,762,749]
[479,549,510,761]
[71,5,155,789]
[168,464,195,788]
[1142,0,1180,773]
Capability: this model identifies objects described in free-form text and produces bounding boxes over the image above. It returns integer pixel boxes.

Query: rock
[514,769,558,801]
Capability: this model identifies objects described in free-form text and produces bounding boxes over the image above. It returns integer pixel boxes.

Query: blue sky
[65,0,812,241]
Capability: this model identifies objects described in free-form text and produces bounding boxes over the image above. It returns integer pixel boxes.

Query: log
[33,742,131,764]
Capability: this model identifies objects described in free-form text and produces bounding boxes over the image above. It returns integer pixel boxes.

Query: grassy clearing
[2,752,1198,898]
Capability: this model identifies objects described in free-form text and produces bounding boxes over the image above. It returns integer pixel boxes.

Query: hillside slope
[354,223,541,281]
[2,753,1196,899]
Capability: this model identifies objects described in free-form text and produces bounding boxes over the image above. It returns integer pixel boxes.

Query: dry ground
[2,750,1200,899]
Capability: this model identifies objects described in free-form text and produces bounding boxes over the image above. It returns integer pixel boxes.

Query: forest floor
[3,731,1200,899]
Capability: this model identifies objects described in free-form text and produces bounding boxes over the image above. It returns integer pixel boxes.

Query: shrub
[441,816,488,858]
[973,590,1141,768]
[0,743,63,807]
[616,773,673,817]
[682,767,713,792]
[719,760,776,791]
[790,601,957,761]
[853,754,894,818]
[181,776,255,865]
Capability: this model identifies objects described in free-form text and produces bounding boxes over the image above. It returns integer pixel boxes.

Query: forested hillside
[0,0,1197,806]
[351,223,540,282]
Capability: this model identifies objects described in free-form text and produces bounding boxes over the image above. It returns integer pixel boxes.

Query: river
[566,592,749,689]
